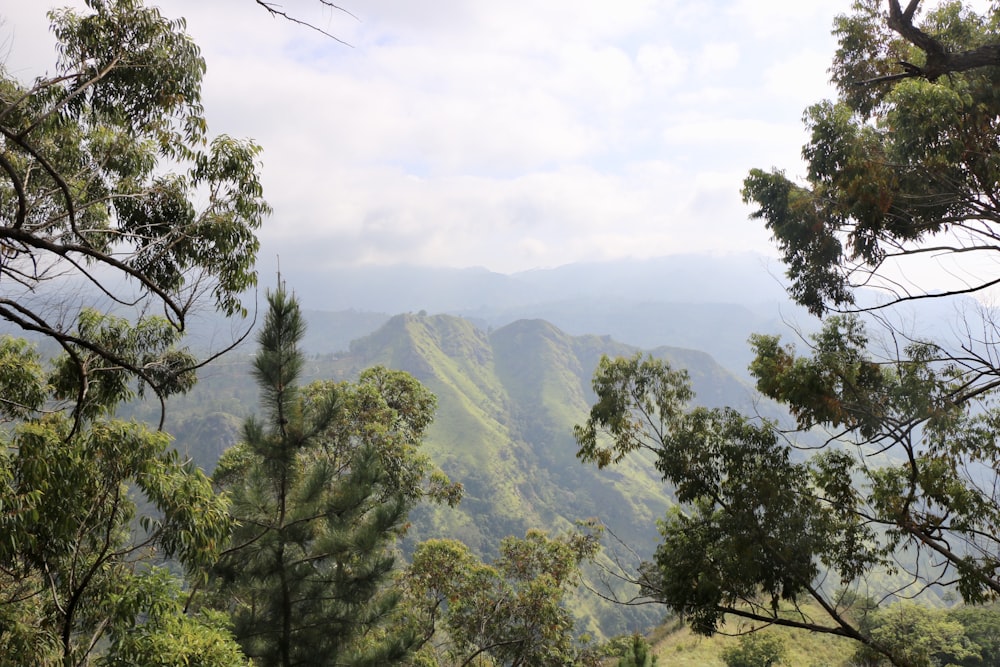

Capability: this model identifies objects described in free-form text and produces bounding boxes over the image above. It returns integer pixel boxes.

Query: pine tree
[208,288,421,666]
[617,633,658,667]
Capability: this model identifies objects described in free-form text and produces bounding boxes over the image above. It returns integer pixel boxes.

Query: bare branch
[253,0,356,46]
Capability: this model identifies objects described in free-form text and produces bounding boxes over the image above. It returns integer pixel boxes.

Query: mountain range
[161,308,780,636]
[235,253,819,377]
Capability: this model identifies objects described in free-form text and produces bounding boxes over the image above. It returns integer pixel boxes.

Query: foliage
[207,289,457,666]
[853,603,978,667]
[742,1,1000,315]
[946,604,1000,667]
[575,319,1000,663]
[576,1,1000,664]
[720,633,788,667]
[752,315,1000,603]
[0,0,268,398]
[400,526,602,666]
[616,633,658,667]
[576,353,889,646]
[0,333,232,665]
[572,353,693,470]
[0,2,339,665]
[99,568,249,667]
[0,3,270,662]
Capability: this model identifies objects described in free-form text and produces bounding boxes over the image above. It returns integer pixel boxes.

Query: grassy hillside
[647,617,857,667]
[329,314,758,553]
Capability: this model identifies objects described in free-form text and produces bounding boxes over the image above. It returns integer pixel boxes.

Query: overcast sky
[3,0,857,274]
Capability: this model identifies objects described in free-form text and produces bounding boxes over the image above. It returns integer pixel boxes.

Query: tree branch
[884,0,1000,81]
[253,0,356,46]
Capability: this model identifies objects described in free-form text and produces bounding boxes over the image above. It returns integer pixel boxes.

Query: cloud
[636,43,688,88]
[4,0,851,274]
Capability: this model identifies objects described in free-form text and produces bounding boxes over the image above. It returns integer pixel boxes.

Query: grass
[647,612,859,667]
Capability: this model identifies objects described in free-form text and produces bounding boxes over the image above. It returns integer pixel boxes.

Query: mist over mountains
[279,253,794,313]
[3,252,824,637]
[267,253,818,376]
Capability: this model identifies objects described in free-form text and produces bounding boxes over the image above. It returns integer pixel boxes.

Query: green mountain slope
[333,314,757,550]
[324,313,762,635]
[155,312,764,637]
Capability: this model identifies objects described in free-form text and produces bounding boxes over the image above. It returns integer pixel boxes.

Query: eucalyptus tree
[743,0,1000,313]
[0,1,267,663]
[0,0,268,413]
[0,317,240,667]
[401,528,602,667]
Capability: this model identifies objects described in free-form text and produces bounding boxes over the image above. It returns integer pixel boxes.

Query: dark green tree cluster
[576,351,887,651]
[720,633,786,667]
[852,602,1000,667]
[616,633,658,667]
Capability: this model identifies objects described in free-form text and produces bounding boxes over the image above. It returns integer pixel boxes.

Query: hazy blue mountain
[279,253,794,314]
[0,253,816,381]
[252,253,819,378]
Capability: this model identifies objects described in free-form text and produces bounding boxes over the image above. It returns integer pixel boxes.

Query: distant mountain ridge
[280,253,794,313]
[1,254,806,380]
[330,313,759,549]
[248,253,818,377]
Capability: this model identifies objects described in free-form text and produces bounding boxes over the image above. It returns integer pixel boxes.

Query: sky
[2,0,857,275]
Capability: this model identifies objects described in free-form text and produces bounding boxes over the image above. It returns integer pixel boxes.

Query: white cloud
[726,0,845,39]
[694,41,741,76]
[636,43,688,88]
[4,0,853,273]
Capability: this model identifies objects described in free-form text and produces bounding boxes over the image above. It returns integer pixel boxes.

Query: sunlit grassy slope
[334,314,759,550]
[646,609,858,667]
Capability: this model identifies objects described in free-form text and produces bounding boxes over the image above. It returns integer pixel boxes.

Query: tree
[0,330,237,666]
[400,526,602,667]
[575,353,893,655]
[615,633,658,667]
[739,0,1000,619]
[206,288,457,667]
[947,604,1000,667]
[721,633,787,667]
[577,2,1000,665]
[742,0,1000,315]
[575,327,1000,664]
[0,2,267,663]
[98,568,250,667]
[852,603,978,667]
[1,0,268,409]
